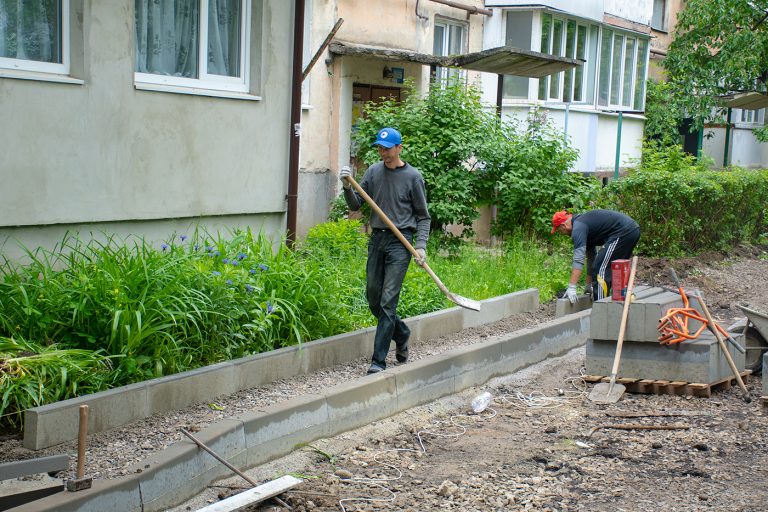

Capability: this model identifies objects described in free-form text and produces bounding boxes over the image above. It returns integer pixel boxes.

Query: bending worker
[340,127,431,375]
[552,209,640,303]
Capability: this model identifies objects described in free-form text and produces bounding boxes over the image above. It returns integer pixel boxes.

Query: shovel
[343,173,481,311]
[589,255,639,403]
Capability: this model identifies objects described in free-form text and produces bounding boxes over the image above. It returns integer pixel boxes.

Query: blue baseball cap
[373,127,402,148]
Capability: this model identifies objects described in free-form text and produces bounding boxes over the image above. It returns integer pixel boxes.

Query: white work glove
[339,166,352,189]
[415,248,426,266]
[565,284,578,304]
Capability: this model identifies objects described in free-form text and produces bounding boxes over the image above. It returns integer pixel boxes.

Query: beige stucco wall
[0,1,293,258]
[296,0,488,238]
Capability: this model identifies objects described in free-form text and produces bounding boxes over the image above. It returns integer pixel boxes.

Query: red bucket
[611,259,631,301]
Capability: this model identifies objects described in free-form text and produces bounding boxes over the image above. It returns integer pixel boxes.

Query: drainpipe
[614,111,623,180]
[564,102,570,144]
[723,107,732,168]
[286,0,305,247]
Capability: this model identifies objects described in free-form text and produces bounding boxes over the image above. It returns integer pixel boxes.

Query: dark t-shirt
[571,209,639,269]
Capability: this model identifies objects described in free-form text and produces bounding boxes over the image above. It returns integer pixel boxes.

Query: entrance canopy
[721,91,768,110]
[329,41,581,78]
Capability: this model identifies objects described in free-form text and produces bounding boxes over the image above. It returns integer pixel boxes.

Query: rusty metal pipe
[427,0,493,16]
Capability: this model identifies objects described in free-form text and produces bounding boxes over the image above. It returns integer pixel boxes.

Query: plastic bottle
[471,391,493,413]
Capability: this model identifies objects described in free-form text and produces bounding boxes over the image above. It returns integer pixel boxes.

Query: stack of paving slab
[586,286,745,384]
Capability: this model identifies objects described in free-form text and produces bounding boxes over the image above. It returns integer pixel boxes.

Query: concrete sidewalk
[10,304,590,512]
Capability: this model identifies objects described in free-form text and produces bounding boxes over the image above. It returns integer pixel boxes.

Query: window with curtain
[433,18,466,84]
[597,29,649,110]
[651,0,666,31]
[134,0,250,92]
[538,13,591,103]
[0,0,69,74]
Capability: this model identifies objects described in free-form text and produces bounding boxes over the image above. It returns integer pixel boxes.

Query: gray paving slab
[586,332,745,383]
[555,294,592,318]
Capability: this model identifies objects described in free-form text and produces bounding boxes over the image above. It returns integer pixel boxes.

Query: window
[433,18,466,83]
[134,0,251,93]
[651,0,667,31]
[739,108,764,125]
[597,29,648,110]
[537,13,591,103]
[0,0,69,74]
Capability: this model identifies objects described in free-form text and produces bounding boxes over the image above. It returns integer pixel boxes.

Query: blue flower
[161,243,169,251]
[194,244,200,251]
[213,251,220,257]
[180,235,188,242]
[245,284,254,292]
[266,301,274,314]
[206,246,214,252]
[212,271,221,276]
[231,260,239,266]
[226,280,233,286]
[250,269,257,274]
[222,258,229,264]
[237,252,247,260]
[258,264,269,272]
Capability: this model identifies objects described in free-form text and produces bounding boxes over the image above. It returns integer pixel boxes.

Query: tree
[664,0,768,137]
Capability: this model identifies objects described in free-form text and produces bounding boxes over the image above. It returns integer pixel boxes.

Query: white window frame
[301,0,312,107]
[597,28,649,111]
[433,17,467,84]
[0,0,70,75]
[134,0,251,94]
[738,108,764,126]
[537,13,591,104]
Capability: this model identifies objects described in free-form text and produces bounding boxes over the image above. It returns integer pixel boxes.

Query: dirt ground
[169,247,768,512]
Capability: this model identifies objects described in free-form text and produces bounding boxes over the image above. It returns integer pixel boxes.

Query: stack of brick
[586,286,745,384]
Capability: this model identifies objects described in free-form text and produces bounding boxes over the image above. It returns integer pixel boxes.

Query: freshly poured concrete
[9,299,591,512]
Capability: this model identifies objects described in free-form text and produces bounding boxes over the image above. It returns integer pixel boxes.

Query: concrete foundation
[587,331,745,384]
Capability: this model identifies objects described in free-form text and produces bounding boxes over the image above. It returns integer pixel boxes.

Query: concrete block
[323,373,398,436]
[24,382,149,450]
[450,339,506,391]
[500,312,590,372]
[148,361,237,415]
[410,308,463,341]
[591,287,699,343]
[390,354,458,411]
[241,393,328,467]
[555,294,592,318]
[6,476,143,512]
[136,419,246,512]
[463,288,538,328]
[586,332,745,384]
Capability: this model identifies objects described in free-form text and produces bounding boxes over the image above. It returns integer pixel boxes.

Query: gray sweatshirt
[343,161,431,249]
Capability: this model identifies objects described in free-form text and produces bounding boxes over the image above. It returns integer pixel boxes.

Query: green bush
[598,144,768,255]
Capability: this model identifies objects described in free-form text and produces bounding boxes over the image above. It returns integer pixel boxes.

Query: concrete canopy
[329,41,581,78]
[721,91,768,110]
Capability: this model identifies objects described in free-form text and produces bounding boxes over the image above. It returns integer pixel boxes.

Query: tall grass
[0,222,570,429]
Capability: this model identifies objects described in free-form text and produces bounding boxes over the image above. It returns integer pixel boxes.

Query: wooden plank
[0,455,69,481]
[196,475,303,512]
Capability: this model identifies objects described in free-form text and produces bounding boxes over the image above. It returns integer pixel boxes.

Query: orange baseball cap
[551,211,571,233]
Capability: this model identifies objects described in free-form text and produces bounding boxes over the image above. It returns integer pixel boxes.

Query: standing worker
[340,127,431,375]
[552,209,640,303]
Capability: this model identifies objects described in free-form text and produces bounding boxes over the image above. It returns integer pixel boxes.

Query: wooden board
[195,475,303,512]
[583,371,751,398]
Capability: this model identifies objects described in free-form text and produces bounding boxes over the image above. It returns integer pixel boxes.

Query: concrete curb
[24,289,538,450]
[12,308,590,512]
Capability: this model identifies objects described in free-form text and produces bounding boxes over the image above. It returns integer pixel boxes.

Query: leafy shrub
[598,144,768,256]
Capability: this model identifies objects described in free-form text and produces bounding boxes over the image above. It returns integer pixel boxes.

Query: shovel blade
[448,292,482,311]
[588,382,626,403]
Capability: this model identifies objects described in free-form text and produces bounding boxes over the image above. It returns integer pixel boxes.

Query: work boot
[396,345,408,363]
[367,363,384,375]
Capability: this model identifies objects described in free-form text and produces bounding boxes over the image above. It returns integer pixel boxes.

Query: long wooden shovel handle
[609,256,638,381]
[343,175,450,294]
[696,292,750,400]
